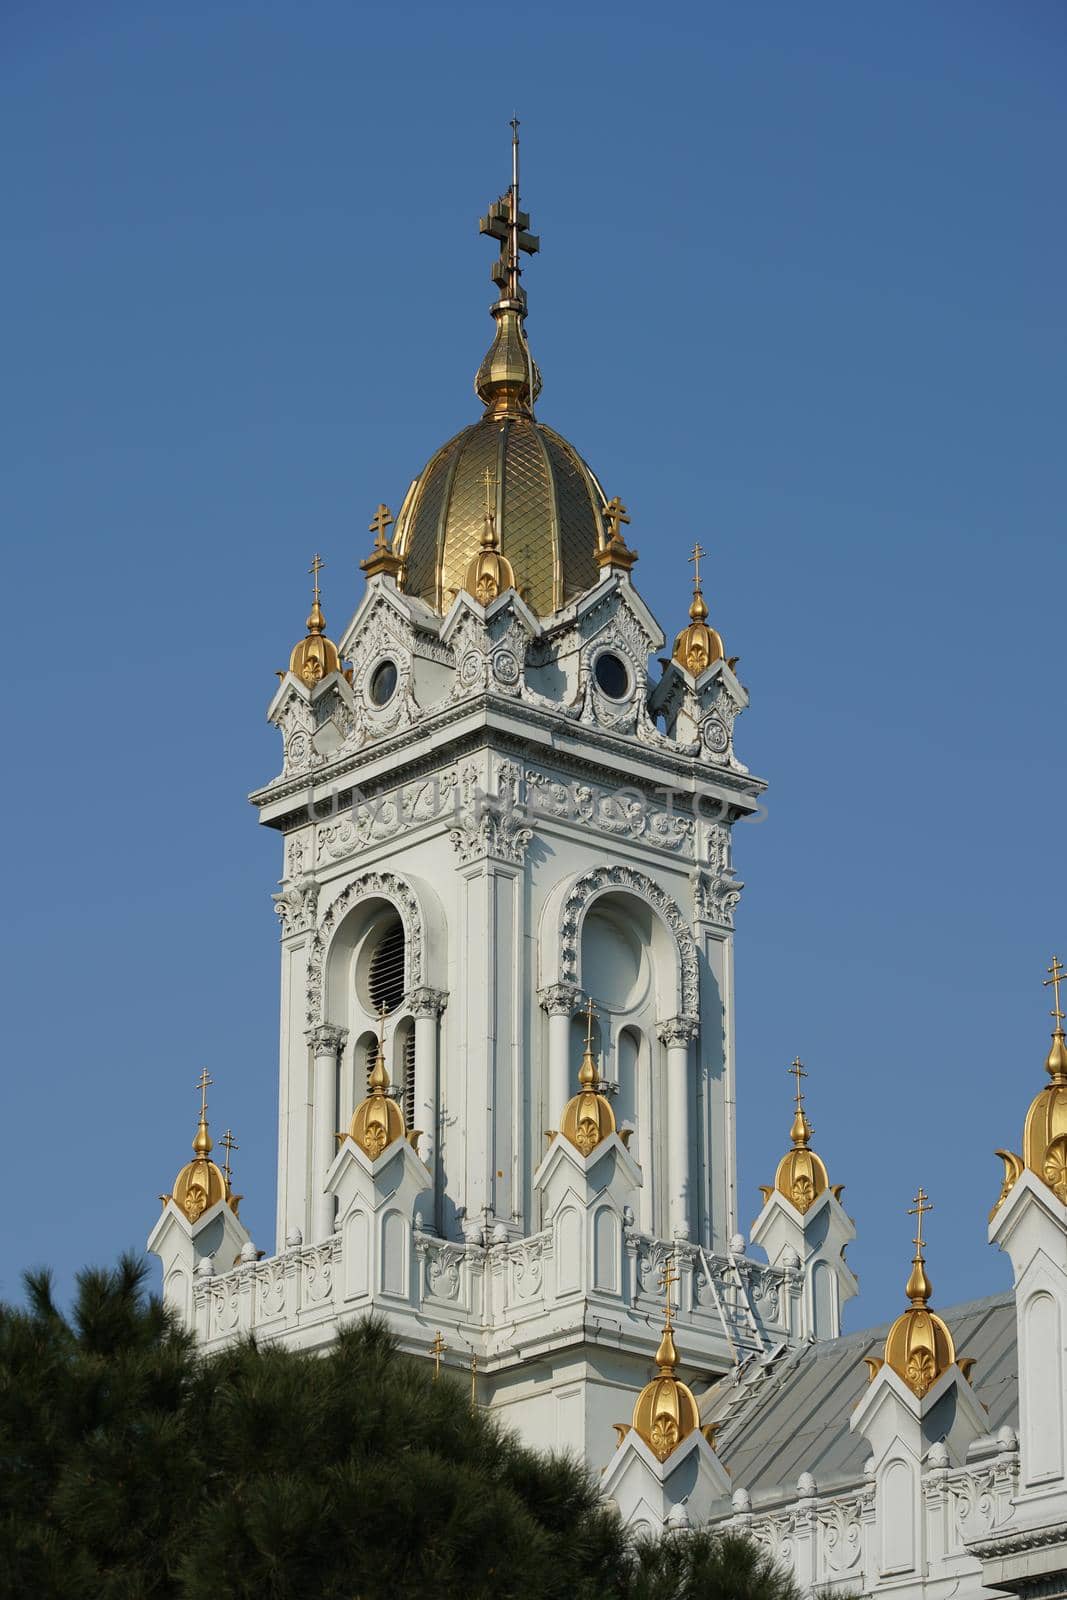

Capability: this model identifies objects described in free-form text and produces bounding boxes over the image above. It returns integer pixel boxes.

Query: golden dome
[991,957,1067,1217]
[288,555,341,686]
[391,130,610,617]
[759,1059,836,1216]
[163,1071,240,1224]
[672,542,726,677]
[346,1016,418,1161]
[868,1189,968,1401]
[558,1000,616,1157]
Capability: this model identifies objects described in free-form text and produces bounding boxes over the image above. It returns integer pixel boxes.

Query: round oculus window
[369,659,398,707]
[593,652,630,700]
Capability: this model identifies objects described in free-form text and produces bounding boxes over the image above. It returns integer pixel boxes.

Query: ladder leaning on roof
[697,1246,768,1364]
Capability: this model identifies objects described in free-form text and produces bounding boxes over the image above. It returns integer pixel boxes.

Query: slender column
[307,1024,347,1243]
[409,987,448,1171]
[658,1016,699,1240]
[539,983,582,1131]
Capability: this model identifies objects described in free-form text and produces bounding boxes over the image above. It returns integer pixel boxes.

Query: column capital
[408,986,448,1020]
[539,981,583,1018]
[657,1015,699,1047]
[305,1023,348,1055]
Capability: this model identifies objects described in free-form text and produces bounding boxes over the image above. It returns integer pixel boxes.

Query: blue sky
[2,1,1064,1330]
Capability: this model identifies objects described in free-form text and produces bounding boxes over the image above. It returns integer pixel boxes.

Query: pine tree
[0,1256,808,1600]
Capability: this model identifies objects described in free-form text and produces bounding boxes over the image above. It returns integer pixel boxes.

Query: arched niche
[305,869,446,1030]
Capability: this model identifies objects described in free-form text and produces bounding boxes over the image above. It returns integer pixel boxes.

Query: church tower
[152,130,792,1467]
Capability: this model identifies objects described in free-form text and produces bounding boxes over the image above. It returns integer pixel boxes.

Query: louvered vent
[402,1027,416,1130]
[364,1035,378,1090]
[367,918,405,1015]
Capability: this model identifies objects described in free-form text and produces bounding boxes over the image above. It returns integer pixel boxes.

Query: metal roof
[699,1292,1018,1501]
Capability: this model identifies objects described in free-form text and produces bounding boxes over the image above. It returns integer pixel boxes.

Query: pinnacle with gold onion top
[287,554,344,686]
[162,1070,241,1223]
[865,1189,974,1399]
[344,1007,421,1161]
[990,955,1067,1217]
[557,998,617,1157]
[759,1058,841,1216]
[615,1251,718,1462]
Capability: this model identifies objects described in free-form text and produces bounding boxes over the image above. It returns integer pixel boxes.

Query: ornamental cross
[659,1251,679,1329]
[470,1347,479,1413]
[1045,954,1066,1029]
[220,1129,238,1184]
[369,505,393,551]
[584,995,597,1052]
[908,1187,933,1254]
[430,1329,447,1380]
[789,1056,807,1109]
[603,496,630,545]
[689,541,706,587]
[308,553,325,603]
[196,1068,213,1119]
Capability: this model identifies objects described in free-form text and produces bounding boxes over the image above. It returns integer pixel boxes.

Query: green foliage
[0,1256,805,1600]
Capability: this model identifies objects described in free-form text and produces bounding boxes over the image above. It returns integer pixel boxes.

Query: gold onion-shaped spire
[991,955,1067,1217]
[867,1189,972,1399]
[288,554,342,686]
[616,1253,716,1461]
[672,541,727,677]
[463,469,516,605]
[475,117,542,418]
[162,1070,240,1223]
[346,1009,420,1161]
[558,998,616,1157]
[759,1058,839,1216]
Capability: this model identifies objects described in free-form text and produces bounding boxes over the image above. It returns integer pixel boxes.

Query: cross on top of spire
[196,1068,212,1120]
[789,1056,807,1109]
[479,118,539,306]
[659,1251,679,1330]
[908,1187,933,1256]
[689,541,706,589]
[308,554,325,606]
[1045,954,1066,1031]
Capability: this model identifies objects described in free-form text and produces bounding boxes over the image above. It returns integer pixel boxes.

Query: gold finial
[878,1187,962,1398]
[906,1187,933,1305]
[470,1347,478,1414]
[345,1004,415,1161]
[462,467,515,604]
[476,120,541,416]
[287,556,342,685]
[558,997,617,1156]
[994,955,1067,1216]
[671,542,726,676]
[162,1071,233,1223]
[758,1057,835,1215]
[596,496,638,573]
[430,1329,447,1380]
[619,1250,713,1462]
[361,503,403,581]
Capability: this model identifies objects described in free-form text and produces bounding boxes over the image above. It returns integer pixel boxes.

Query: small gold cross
[308,553,325,603]
[584,995,597,1052]
[1045,955,1066,1029]
[195,1068,213,1119]
[789,1056,807,1110]
[603,496,630,544]
[220,1129,238,1185]
[689,541,706,587]
[470,1348,478,1413]
[908,1187,933,1254]
[659,1250,679,1329]
[368,505,393,550]
[430,1329,447,1379]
